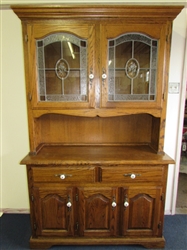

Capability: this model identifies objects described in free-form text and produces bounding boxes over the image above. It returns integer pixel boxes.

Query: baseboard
[164,210,172,215]
[0,208,30,214]
[1,208,185,216]
[164,208,187,215]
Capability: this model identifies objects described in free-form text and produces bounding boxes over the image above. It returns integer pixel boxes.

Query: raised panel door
[32,186,76,237]
[121,187,163,237]
[78,187,119,237]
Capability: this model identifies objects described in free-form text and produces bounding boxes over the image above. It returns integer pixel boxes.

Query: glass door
[37,33,88,102]
[108,33,158,101]
[100,23,166,109]
[27,23,95,109]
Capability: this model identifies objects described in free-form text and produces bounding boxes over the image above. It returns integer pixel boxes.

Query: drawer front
[101,166,164,183]
[32,166,96,183]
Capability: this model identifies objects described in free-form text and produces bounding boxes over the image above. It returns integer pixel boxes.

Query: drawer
[32,166,96,183]
[101,166,164,183]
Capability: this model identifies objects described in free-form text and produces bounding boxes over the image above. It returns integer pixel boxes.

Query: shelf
[20,144,174,165]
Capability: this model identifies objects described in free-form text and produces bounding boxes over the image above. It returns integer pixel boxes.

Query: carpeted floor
[0,214,187,250]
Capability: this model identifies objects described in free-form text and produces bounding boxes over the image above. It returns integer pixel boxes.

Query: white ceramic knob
[131,174,136,179]
[60,174,66,180]
[102,73,107,79]
[124,201,129,207]
[89,74,94,80]
[112,201,117,208]
[67,202,72,208]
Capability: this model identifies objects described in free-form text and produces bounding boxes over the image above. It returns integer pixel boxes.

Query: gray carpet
[0,214,187,250]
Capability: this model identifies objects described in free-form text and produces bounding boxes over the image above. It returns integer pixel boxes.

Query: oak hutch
[12,4,183,249]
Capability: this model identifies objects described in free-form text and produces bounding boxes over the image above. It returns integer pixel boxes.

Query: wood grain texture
[12,4,183,20]
[21,144,174,165]
[29,236,166,249]
[37,114,153,148]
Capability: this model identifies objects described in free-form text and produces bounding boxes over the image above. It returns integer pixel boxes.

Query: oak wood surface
[37,114,154,148]
[12,4,183,20]
[29,236,166,249]
[21,144,174,165]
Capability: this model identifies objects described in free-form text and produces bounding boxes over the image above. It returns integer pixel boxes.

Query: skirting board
[0,209,173,214]
[0,209,30,214]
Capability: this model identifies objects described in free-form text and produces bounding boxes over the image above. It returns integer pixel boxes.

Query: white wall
[0,0,187,213]
[1,9,30,212]
[164,6,187,214]
[0,9,2,216]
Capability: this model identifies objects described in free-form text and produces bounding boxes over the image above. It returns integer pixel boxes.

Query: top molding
[11,4,183,21]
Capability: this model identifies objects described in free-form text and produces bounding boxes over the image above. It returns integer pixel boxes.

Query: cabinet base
[30,236,165,249]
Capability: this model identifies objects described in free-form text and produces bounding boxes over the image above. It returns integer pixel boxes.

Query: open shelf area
[21,144,174,165]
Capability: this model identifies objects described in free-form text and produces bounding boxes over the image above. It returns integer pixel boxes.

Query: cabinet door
[24,21,95,109]
[121,187,163,237]
[100,21,168,109]
[78,187,119,237]
[32,186,76,237]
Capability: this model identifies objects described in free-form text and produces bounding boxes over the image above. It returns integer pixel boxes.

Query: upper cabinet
[12,5,182,115]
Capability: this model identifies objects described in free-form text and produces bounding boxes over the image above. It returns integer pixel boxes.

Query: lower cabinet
[27,163,168,248]
[30,184,164,239]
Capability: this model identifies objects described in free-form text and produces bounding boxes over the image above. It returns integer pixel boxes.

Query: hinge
[31,195,34,202]
[25,34,28,42]
[33,223,37,230]
[161,193,165,202]
[162,92,166,101]
[158,221,162,229]
[28,93,32,101]
[75,194,79,202]
[76,222,79,231]
[166,32,171,43]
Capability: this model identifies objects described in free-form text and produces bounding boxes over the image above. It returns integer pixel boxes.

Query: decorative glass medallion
[55,58,69,80]
[125,58,140,79]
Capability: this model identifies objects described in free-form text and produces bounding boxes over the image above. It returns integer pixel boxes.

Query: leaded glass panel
[36,33,87,102]
[108,33,158,101]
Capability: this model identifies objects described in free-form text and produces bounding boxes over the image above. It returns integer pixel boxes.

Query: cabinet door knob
[102,68,107,85]
[89,73,94,80]
[67,201,72,208]
[124,196,129,208]
[112,201,117,208]
[124,201,129,207]
[102,73,107,80]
